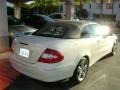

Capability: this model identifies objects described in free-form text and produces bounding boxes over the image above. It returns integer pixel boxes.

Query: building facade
[59,0,120,21]
[83,1,120,21]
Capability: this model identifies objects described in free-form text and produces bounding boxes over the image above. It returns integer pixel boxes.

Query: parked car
[8,16,37,45]
[49,13,79,21]
[21,14,54,29]
[9,20,117,83]
[49,13,66,20]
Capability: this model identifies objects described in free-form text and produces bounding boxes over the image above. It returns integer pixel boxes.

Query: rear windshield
[49,14,62,19]
[32,25,68,38]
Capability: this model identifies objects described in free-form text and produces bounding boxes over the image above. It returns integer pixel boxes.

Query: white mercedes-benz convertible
[9,20,117,83]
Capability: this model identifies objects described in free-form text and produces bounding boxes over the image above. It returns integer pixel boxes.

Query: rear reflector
[38,48,64,63]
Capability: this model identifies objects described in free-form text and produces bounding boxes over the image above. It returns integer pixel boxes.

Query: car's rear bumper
[8,53,74,82]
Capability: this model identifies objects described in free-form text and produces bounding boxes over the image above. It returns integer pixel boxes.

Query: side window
[91,24,111,36]
[81,25,93,38]
[54,14,62,19]
[90,24,98,36]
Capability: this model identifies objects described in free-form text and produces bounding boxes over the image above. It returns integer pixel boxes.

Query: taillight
[38,48,64,63]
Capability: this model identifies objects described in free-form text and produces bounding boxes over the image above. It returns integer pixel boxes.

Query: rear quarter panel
[46,39,92,73]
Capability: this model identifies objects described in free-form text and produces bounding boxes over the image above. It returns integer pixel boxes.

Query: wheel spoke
[81,59,86,68]
[83,65,87,72]
[82,72,86,78]
[77,66,82,79]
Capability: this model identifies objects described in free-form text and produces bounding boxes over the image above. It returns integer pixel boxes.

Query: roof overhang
[7,0,31,3]
[7,0,69,3]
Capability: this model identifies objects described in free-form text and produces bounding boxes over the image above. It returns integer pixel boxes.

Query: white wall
[114,2,120,21]
[102,3,112,14]
[83,1,120,21]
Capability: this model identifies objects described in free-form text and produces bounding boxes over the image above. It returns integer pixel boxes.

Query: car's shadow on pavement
[99,54,112,61]
[7,74,79,90]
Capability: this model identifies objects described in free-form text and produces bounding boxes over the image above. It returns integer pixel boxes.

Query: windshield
[8,16,22,25]
[32,25,68,38]
[41,15,54,21]
[49,14,63,19]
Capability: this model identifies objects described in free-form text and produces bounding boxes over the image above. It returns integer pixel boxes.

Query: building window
[106,3,113,9]
[119,4,120,8]
[90,4,91,8]
[60,5,63,12]
[96,3,101,9]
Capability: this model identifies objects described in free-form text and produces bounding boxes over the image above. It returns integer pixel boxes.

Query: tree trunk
[65,0,72,20]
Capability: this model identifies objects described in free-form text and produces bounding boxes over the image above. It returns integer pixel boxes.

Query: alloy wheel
[72,57,89,83]
[77,57,88,82]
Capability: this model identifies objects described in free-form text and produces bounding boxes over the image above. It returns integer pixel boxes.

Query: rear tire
[72,57,89,83]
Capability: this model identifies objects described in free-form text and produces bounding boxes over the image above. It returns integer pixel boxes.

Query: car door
[91,24,111,58]
[97,25,115,54]
[80,25,99,65]
[103,33,115,53]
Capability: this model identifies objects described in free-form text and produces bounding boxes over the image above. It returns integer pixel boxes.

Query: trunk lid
[13,36,60,64]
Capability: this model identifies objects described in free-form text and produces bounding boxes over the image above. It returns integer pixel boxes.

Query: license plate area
[19,48,29,58]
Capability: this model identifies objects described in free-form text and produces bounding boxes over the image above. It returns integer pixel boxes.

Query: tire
[111,43,117,56]
[72,57,89,83]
